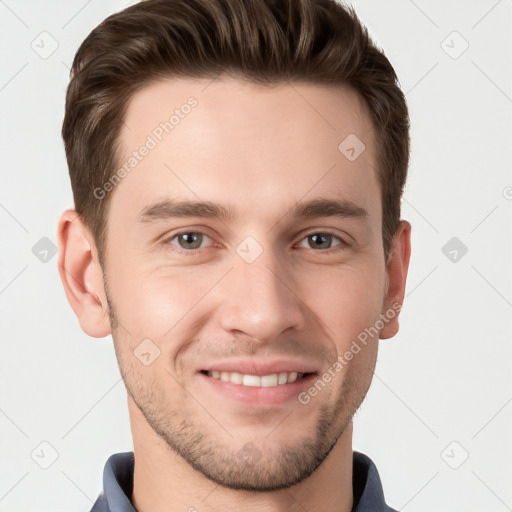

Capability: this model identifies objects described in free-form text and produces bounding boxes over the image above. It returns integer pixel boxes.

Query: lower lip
[198,372,316,407]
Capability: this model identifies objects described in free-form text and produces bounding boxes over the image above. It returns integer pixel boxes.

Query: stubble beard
[105,281,370,492]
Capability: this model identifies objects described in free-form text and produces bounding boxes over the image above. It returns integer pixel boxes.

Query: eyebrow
[136,198,368,224]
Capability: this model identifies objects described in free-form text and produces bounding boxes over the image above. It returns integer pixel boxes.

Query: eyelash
[162,230,349,255]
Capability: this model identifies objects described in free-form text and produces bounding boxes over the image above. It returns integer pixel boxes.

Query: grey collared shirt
[89,451,398,512]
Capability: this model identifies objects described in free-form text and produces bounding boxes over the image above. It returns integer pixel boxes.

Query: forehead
[113,76,379,225]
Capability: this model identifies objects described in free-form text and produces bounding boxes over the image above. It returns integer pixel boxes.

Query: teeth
[288,371,298,383]
[278,372,288,384]
[243,374,261,387]
[261,374,278,387]
[206,370,304,386]
[230,372,244,384]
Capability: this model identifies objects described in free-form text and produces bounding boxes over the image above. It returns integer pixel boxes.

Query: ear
[57,210,112,338]
[380,220,411,339]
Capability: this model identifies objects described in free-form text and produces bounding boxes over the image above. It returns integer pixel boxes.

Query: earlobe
[380,220,411,340]
[57,210,112,338]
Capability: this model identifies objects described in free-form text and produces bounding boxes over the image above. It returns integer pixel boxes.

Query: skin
[58,77,411,512]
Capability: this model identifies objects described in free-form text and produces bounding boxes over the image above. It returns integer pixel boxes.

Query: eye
[297,232,345,250]
[168,232,212,250]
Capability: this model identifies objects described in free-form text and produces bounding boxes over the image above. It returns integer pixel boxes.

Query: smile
[204,370,308,387]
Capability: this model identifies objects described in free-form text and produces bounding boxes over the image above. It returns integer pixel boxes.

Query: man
[57,0,411,510]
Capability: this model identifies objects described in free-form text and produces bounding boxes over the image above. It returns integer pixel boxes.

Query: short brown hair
[62,0,409,265]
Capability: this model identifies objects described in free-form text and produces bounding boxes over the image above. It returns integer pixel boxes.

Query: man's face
[101,77,392,490]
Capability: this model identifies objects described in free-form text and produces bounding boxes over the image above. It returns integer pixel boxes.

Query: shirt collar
[90,450,396,512]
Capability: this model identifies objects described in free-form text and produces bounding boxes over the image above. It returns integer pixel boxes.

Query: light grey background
[1,1,511,511]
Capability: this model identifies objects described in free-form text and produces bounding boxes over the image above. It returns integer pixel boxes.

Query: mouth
[200,370,314,387]
[198,370,317,407]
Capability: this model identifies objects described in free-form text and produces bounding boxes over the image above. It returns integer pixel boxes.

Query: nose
[216,247,306,343]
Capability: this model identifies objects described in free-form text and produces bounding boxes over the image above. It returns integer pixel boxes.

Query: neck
[129,396,354,512]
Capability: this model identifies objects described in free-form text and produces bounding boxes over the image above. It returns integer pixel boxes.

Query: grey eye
[172,232,207,250]
[299,233,342,250]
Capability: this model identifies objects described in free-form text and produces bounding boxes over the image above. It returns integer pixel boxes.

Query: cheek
[106,255,220,341]
[300,258,385,347]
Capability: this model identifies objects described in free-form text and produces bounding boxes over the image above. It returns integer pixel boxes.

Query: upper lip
[200,359,317,376]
